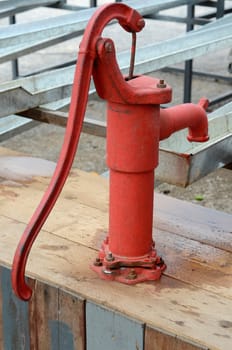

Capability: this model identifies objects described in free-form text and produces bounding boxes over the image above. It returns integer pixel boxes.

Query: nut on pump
[12,3,209,300]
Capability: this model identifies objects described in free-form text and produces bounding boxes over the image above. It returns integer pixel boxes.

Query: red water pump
[12,3,209,300]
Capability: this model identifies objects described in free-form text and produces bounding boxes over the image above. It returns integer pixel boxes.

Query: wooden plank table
[0,147,231,349]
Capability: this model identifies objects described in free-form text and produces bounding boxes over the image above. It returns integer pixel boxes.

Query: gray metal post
[183,4,195,103]
[9,15,19,79]
[216,0,225,18]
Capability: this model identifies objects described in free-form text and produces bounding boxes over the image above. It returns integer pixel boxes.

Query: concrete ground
[1,2,232,214]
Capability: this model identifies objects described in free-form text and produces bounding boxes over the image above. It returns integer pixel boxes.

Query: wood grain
[58,289,85,349]
[28,279,85,350]
[0,266,30,349]
[29,279,58,350]
[145,325,209,350]
[1,149,232,350]
[86,301,144,350]
[1,215,232,349]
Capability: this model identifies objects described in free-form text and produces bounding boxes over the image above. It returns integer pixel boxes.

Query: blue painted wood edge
[86,301,145,350]
[0,266,30,350]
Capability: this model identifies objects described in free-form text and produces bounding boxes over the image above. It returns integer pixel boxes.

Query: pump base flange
[91,238,166,285]
[91,264,166,285]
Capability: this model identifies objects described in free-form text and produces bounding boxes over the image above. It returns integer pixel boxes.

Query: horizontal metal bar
[0,73,74,118]
[161,67,232,84]
[22,60,77,78]
[16,105,232,186]
[208,91,232,108]
[157,106,232,185]
[0,14,231,118]
[17,108,106,137]
[147,14,211,25]
[0,0,207,63]
[51,5,88,11]
[0,0,61,19]
[209,101,232,119]
[17,108,68,127]
[198,1,222,8]
[132,17,232,74]
[18,101,232,141]
[160,107,232,155]
[157,133,232,186]
[0,115,34,141]
[0,8,95,49]
[127,0,207,15]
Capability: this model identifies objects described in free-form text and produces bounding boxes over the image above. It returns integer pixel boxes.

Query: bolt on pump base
[12,3,209,301]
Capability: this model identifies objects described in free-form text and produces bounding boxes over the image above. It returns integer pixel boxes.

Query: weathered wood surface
[28,279,85,350]
[0,266,30,349]
[0,147,232,349]
[0,267,85,350]
[86,302,144,350]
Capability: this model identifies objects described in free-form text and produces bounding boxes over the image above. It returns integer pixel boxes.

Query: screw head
[157,79,167,88]
[94,257,102,266]
[104,41,113,53]
[127,268,137,280]
[106,252,115,262]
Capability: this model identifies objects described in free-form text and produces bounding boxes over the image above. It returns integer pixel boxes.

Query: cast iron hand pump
[12,3,209,301]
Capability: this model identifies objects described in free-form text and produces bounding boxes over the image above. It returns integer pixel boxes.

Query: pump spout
[159,97,209,142]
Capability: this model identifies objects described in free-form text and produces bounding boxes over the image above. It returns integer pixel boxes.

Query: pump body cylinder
[107,103,160,258]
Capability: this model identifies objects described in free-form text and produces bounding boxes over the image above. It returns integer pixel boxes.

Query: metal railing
[0,0,231,185]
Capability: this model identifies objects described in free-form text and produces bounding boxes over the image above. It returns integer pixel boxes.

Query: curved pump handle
[12,3,145,301]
